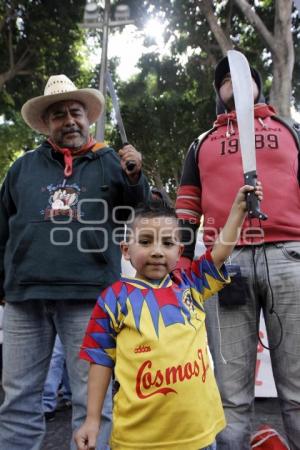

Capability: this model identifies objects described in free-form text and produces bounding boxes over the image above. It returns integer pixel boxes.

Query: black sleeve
[122,172,151,208]
[179,219,199,260]
[179,139,201,188]
[0,174,15,298]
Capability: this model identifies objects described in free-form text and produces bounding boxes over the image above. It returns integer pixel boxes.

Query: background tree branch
[199,0,233,55]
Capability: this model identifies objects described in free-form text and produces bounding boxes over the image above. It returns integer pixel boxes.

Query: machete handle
[122,142,136,172]
[244,171,268,221]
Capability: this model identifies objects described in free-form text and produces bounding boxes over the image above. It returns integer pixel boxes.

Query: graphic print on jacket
[43,183,80,219]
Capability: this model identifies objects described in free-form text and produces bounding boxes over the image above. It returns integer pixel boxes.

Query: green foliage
[1,0,299,191]
[116,0,299,193]
[0,0,91,178]
[106,51,215,197]
[0,110,42,182]
[0,0,89,112]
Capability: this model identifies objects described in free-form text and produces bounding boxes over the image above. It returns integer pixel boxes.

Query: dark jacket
[0,142,150,302]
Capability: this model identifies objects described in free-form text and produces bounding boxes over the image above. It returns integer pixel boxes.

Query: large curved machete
[106,71,136,171]
[227,50,267,220]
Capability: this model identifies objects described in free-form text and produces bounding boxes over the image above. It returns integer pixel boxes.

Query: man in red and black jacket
[175,56,300,450]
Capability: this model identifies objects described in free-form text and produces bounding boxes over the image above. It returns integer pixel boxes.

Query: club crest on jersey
[182,289,195,313]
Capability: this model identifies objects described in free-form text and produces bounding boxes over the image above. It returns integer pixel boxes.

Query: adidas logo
[134,345,151,353]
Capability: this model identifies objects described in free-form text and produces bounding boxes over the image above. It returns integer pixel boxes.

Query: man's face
[44,100,90,149]
[219,73,259,112]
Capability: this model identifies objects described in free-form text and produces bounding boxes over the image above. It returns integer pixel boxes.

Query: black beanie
[214,55,265,114]
[214,56,261,93]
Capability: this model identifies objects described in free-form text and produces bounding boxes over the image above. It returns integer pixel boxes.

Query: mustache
[63,127,81,135]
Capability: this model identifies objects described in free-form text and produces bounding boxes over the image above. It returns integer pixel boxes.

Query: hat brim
[21,89,105,135]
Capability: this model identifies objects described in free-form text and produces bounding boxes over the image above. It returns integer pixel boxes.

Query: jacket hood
[214,56,265,115]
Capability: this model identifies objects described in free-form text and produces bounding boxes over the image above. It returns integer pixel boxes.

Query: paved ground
[43,407,72,450]
[0,385,287,450]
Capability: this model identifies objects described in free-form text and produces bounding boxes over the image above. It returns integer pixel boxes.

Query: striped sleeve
[187,250,230,302]
[79,284,121,368]
[175,139,203,260]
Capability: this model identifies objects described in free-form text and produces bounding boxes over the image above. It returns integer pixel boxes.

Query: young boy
[75,183,263,450]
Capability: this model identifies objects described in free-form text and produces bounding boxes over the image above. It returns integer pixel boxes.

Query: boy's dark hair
[125,201,180,240]
[128,200,177,223]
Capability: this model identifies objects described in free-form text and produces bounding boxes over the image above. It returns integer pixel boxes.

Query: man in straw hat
[0,74,150,449]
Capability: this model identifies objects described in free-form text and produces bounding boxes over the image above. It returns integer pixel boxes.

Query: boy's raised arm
[211,183,263,269]
[75,364,112,450]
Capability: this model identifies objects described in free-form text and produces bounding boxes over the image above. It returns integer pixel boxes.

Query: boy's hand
[234,181,263,213]
[74,419,100,450]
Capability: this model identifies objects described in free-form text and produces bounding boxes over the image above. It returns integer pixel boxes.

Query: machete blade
[106,71,135,171]
[227,50,267,220]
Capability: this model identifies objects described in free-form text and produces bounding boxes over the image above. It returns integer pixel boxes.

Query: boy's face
[121,216,184,282]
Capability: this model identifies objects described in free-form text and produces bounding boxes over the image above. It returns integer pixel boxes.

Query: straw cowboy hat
[21,74,105,135]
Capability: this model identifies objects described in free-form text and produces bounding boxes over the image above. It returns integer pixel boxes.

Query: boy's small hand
[235,181,263,213]
[74,420,99,450]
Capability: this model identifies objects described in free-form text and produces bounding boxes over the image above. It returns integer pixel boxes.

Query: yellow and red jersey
[80,250,229,449]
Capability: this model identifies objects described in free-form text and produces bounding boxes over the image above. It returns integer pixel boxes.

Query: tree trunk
[270,0,294,117]
[199,0,233,55]
[233,0,294,117]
